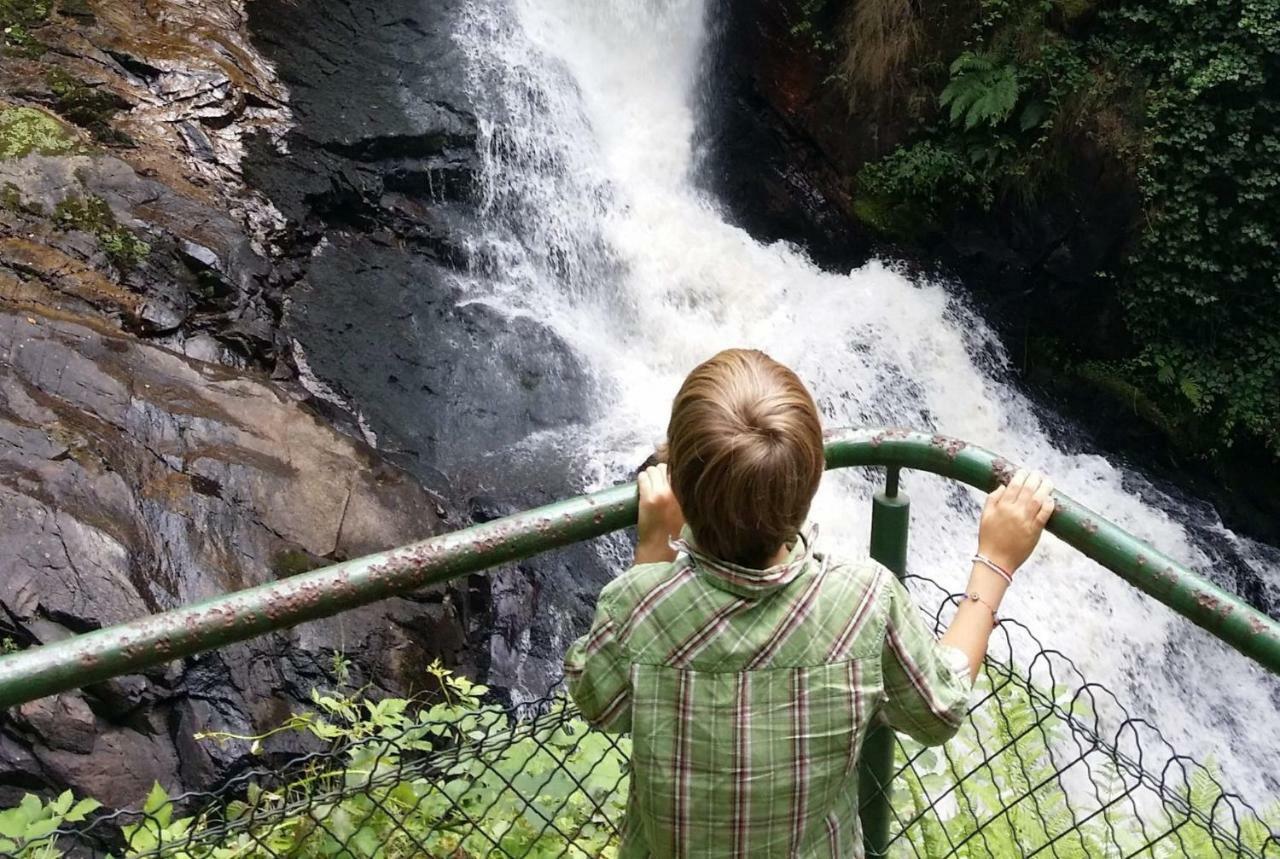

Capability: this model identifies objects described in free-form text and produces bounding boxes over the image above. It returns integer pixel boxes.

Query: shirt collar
[670,524,820,599]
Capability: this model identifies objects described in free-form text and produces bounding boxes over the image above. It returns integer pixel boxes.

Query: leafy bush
[0,792,100,857]
[1098,0,1280,455]
[850,0,1280,457]
[857,140,988,234]
[940,52,1021,130]
[1,662,629,858]
[2,662,1273,857]
[890,669,1280,857]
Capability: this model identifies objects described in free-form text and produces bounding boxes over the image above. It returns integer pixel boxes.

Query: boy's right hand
[977,469,1055,575]
[635,464,685,565]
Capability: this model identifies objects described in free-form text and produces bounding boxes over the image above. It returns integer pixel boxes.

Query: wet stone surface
[246,0,615,700]
[0,305,464,805]
[0,0,488,806]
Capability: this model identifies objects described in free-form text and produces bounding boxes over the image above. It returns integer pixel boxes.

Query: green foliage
[54,195,151,269]
[857,141,986,236]
[0,106,78,159]
[890,668,1280,856]
[0,792,100,858]
[1098,0,1280,455]
[3,659,1278,856]
[0,636,18,654]
[2,662,629,858]
[789,0,840,55]
[941,52,1021,130]
[849,0,1280,457]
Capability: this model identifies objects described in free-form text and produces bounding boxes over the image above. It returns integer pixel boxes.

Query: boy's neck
[764,543,790,568]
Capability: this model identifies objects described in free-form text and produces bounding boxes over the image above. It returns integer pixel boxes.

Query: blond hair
[666,349,824,568]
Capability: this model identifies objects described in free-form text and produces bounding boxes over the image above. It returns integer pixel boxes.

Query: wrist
[967,562,1011,599]
[635,534,677,565]
[974,548,1019,579]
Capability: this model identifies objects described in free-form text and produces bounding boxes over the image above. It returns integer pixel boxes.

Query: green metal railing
[1,427,1278,857]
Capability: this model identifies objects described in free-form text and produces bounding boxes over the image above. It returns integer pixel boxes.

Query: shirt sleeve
[565,594,632,733]
[878,571,973,746]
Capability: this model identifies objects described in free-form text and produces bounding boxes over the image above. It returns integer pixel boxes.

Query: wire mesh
[2,572,1277,858]
[880,573,1280,859]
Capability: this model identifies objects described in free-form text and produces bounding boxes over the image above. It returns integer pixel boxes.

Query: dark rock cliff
[244,0,611,698]
[0,0,487,806]
[699,0,1136,329]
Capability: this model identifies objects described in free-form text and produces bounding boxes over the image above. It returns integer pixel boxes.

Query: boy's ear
[634,442,669,476]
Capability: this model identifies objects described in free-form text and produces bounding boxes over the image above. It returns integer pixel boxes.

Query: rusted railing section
[1,428,1277,710]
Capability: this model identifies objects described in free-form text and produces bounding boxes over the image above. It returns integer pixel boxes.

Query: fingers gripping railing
[1,427,1277,713]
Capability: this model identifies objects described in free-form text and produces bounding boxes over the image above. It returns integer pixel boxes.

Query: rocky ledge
[0,0,485,806]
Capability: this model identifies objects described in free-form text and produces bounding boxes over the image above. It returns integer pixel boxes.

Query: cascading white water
[455,0,1279,804]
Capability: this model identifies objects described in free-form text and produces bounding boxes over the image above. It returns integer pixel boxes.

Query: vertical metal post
[859,466,909,856]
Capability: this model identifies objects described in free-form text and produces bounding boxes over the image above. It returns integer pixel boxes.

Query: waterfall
[454,0,1279,803]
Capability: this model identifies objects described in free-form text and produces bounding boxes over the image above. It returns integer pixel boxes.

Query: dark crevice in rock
[103,49,163,83]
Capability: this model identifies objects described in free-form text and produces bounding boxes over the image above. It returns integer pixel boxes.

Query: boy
[566,349,1055,858]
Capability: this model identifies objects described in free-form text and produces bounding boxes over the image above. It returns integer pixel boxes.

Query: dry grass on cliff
[838,0,923,114]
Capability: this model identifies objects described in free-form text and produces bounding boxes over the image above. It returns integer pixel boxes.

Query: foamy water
[451,0,1280,804]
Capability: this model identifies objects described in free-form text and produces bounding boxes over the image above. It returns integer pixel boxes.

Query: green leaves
[941,52,1022,130]
[39,663,629,857]
[854,0,1280,457]
[891,668,1280,856]
[0,791,100,857]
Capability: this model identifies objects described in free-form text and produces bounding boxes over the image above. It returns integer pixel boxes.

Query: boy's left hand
[636,464,685,564]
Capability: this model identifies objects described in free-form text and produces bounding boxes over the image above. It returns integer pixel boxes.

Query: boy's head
[666,349,824,569]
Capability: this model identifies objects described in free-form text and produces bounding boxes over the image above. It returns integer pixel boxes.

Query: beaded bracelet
[965,591,1000,625]
[972,553,1014,585]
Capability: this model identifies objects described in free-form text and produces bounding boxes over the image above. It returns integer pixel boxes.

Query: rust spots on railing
[869,428,912,447]
[1195,591,1224,618]
[990,458,1016,485]
[930,434,967,460]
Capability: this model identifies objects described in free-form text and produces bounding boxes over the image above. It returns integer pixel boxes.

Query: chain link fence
[2,572,1277,858]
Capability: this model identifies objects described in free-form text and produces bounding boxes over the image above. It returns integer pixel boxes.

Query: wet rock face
[1,152,277,356]
[0,304,462,806]
[245,0,608,698]
[0,0,610,807]
[0,0,481,806]
[288,236,593,481]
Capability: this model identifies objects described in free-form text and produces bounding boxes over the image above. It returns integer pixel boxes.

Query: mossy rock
[46,68,132,145]
[0,180,43,215]
[0,106,80,159]
[851,193,936,241]
[0,0,52,27]
[1,0,51,56]
[54,194,152,269]
[273,549,322,578]
[0,181,23,211]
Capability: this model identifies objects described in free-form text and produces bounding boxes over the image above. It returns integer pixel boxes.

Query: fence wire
[2,572,1277,858]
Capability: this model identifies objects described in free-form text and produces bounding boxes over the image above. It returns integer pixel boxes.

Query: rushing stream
[448,0,1280,805]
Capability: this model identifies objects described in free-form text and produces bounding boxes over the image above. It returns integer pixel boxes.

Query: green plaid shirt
[565,528,972,858]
